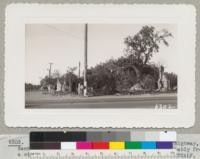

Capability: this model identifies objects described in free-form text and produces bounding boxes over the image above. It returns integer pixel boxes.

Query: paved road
[25,95,177,109]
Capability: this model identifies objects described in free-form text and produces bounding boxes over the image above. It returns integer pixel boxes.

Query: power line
[45,24,82,40]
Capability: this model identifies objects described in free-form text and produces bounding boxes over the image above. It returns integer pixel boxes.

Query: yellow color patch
[109,142,125,149]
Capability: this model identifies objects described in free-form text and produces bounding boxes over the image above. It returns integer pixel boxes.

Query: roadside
[26,91,177,104]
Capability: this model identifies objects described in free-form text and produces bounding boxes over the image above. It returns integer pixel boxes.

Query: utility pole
[83,24,88,96]
[47,69,50,78]
[47,62,53,94]
[49,62,53,78]
[78,61,81,79]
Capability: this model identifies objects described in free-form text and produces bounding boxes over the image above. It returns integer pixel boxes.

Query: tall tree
[124,25,172,82]
[124,25,172,66]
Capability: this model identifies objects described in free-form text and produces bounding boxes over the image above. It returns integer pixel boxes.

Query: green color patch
[125,142,142,149]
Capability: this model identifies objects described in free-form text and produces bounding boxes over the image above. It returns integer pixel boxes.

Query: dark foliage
[25,83,40,91]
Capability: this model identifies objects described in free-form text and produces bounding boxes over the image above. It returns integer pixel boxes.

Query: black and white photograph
[25,23,177,109]
[5,4,195,127]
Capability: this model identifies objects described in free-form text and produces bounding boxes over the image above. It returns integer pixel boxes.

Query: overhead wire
[45,24,83,41]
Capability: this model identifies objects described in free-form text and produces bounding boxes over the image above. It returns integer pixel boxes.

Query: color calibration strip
[30,131,176,150]
[30,141,174,150]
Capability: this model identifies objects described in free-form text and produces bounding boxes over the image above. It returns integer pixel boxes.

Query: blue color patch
[141,142,156,149]
[156,142,174,149]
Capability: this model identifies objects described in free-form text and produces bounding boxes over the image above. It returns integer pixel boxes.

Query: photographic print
[5,4,195,127]
[25,24,177,109]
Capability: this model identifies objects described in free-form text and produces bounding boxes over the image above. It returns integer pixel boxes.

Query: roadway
[25,94,177,109]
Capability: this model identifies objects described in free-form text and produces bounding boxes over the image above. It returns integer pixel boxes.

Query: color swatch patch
[109,142,125,149]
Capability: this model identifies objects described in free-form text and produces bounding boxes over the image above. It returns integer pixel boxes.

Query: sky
[25,24,178,85]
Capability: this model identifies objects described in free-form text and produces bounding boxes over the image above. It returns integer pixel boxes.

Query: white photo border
[5,4,196,128]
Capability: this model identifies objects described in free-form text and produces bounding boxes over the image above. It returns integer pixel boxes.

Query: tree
[124,25,172,66]
[66,67,77,93]
[52,69,61,78]
[25,83,40,92]
[124,25,172,83]
[87,64,116,95]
